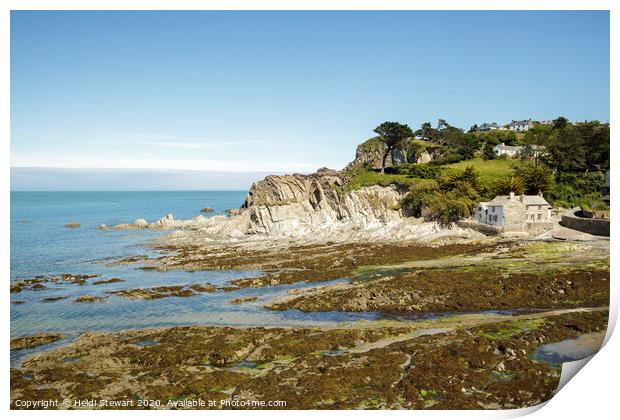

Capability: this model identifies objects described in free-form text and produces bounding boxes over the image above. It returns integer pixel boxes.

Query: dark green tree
[514,164,554,194]
[482,142,496,160]
[494,176,525,195]
[373,122,414,174]
[553,116,569,130]
[542,124,586,173]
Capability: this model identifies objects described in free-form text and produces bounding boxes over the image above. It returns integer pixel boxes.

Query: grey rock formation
[345,137,441,170]
[238,169,406,235]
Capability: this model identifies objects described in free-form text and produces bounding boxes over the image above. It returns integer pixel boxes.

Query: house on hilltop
[474,191,552,233]
[509,119,534,132]
[478,122,499,132]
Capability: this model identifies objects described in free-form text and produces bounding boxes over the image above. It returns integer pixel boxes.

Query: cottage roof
[510,119,531,126]
[488,194,550,207]
[488,195,523,206]
[520,195,550,206]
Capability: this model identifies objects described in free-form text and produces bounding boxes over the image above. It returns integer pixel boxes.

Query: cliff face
[238,168,405,235]
[345,137,441,170]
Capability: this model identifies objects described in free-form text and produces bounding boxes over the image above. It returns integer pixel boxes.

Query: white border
[2,2,616,419]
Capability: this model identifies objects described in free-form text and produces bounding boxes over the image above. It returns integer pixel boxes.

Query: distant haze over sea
[10,167,289,191]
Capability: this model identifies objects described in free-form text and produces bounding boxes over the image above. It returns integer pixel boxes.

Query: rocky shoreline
[11,308,608,409]
[9,168,610,410]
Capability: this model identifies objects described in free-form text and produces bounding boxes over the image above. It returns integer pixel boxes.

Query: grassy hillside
[341,169,435,192]
[443,158,519,186]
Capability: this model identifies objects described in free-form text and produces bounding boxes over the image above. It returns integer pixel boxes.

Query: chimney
[509,191,515,199]
[538,190,543,197]
[520,194,525,203]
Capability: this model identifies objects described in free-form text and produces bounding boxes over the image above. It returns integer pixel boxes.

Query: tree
[542,124,586,173]
[468,124,479,133]
[494,176,525,195]
[576,121,610,172]
[415,122,436,142]
[440,165,482,193]
[482,142,496,160]
[514,164,554,194]
[373,122,414,174]
[553,116,569,130]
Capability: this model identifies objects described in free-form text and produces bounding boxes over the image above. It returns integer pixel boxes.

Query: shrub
[439,165,482,193]
[386,164,441,179]
[494,176,525,195]
[399,168,480,226]
[513,164,554,194]
[547,171,605,208]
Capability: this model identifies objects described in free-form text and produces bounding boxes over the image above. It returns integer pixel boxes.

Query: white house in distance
[509,119,534,132]
[475,191,552,233]
[493,142,523,157]
[478,122,499,132]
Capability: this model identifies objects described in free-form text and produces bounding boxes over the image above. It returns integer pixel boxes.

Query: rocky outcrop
[345,137,441,170]
[238,168,406,235]
[105,168,483,242]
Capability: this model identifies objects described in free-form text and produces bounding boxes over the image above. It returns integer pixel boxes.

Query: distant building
[493,142,523,157]
[478,122,499,132]
[475,192,552,232]
[521,144,547,159]
[509,119,534,132]
[602,170,610,206]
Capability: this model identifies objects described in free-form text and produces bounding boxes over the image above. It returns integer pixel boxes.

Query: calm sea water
[10,191,378,348]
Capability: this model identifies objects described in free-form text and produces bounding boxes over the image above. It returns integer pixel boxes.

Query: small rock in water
[64,222,81,228]
[74,295,106,303]
[200,207,214,213]
[97,224,108,230]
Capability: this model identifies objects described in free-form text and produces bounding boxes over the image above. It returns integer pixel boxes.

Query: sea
[10,191,380,346]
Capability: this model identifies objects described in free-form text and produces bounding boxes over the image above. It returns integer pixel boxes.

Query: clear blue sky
[10,11,609,190]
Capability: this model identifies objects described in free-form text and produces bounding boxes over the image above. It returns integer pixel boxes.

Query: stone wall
[524,222,555,236]
[560,212,610,237]
[457,220,501,235]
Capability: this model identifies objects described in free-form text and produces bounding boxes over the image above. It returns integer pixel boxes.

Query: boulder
[152,214,175,229]
[200,207,214,213]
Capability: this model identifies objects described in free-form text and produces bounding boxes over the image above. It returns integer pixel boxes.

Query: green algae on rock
[11,332,65,351]
[9,309,607,409]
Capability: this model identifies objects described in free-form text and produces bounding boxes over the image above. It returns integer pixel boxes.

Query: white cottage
[475,192,552,232]
[493,142,524,157]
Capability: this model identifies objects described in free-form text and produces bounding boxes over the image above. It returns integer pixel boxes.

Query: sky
[10,10,610,190]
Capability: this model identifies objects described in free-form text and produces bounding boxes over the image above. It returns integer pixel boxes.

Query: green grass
[443,158,520,186]
[341,169,435,192]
